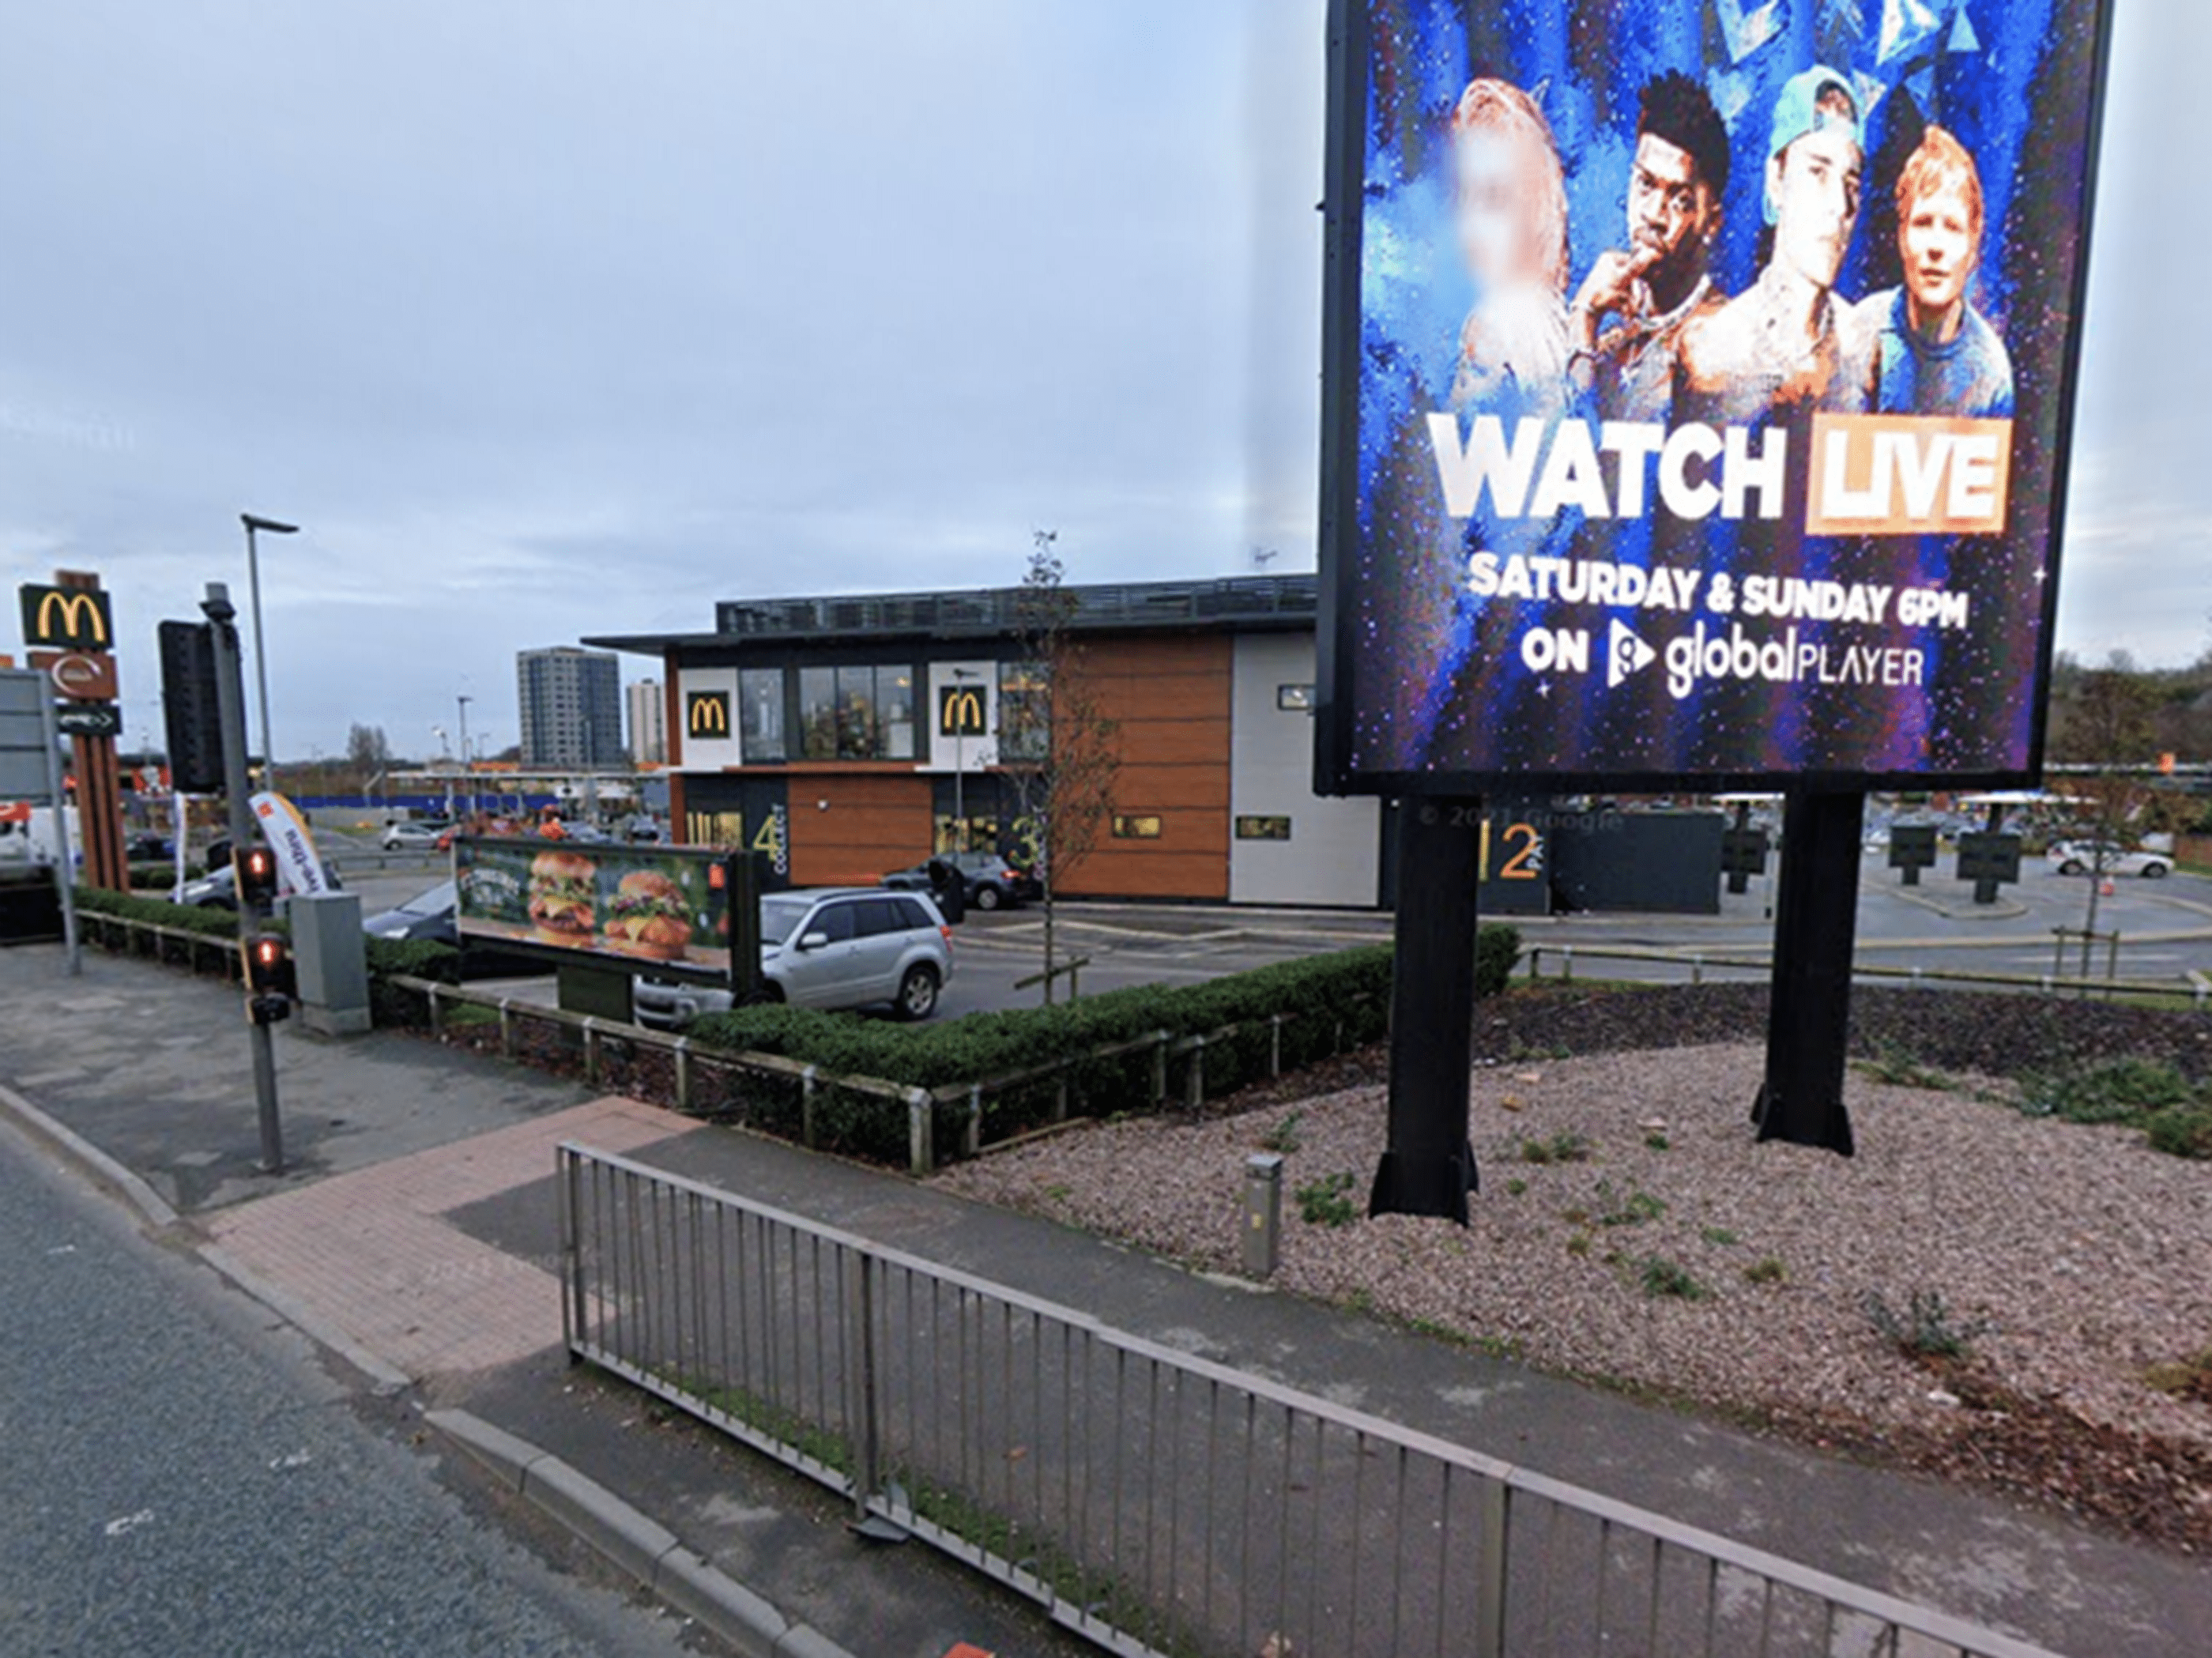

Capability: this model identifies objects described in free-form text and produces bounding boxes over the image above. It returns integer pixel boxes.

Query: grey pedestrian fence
[559,1142,2064,1658]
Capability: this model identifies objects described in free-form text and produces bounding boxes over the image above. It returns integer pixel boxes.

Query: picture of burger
[603,869,695,962]
[526,848,597,948]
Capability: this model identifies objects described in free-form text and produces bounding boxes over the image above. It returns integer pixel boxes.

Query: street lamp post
[239,514,299,799]
[458,695,476,819]
[950,667,980,852]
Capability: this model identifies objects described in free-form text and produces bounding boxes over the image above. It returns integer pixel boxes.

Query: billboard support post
[1370,799,1483,1223]
[202,582,285,1175]
[1755,789,1864,1156]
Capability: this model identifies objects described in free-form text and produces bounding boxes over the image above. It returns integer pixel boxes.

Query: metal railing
[1523,941,2212,1008]
[560,1141,2064,1658]
[392,974,1382,1174]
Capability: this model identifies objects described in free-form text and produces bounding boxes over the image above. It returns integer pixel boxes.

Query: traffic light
[157,620,225,793]
[235,843,281,908]
[242,932,295,1025]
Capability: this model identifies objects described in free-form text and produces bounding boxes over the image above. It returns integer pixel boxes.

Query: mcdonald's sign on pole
[19,584,115,652]
[938,684,987,738]
[686,690,731,739]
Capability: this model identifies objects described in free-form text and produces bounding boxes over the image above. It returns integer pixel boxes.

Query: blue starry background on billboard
[1328,0,2112,790]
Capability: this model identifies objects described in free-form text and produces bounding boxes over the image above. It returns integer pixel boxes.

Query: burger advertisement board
[1317,0,2115,794]
[454,838,742,978]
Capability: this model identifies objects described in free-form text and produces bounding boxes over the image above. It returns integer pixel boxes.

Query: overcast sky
[0,1,2202,763]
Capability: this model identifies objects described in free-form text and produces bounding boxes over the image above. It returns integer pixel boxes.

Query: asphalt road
[0,1123,711,1657]
[325,842,2212,1017]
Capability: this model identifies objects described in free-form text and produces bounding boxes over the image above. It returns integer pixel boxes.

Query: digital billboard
[455,838,741,978]
[1317,0,2116,793]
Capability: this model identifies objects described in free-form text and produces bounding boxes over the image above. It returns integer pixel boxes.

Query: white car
[380,820,450,851]
[2046,842,2172,879]
[631,887,953,1030]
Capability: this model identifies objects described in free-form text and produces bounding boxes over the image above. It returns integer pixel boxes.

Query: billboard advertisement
[1317,0,2116,793]
[455,837,740,977]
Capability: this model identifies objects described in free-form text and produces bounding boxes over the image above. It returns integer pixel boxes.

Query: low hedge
[365,936,459,1027]
[687,925,1522,1165]
[73,884,242,940]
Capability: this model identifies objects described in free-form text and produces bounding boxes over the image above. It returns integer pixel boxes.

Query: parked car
[124,831,176,862]
[880,850,1038,911]
[631,887,951,1030]
[2047,842,2172,879]
[624,815,663,843]
[362,880,543,978]
[380,820,451,851]
[172,861,345,910]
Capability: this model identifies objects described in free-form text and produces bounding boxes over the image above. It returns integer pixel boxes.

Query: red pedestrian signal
[242,931,296,1024]
[235,844,281,908]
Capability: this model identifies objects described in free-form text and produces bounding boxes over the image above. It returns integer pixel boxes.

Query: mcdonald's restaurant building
[582,575,1389,906]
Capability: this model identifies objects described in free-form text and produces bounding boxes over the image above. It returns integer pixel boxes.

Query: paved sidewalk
[0,944,1084,1658]
[3,942,2208,1656]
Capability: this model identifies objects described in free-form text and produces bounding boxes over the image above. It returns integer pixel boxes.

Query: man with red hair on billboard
[1570,70,1732,423]
[1446,77,1573,416]
[1853,124,2015,418]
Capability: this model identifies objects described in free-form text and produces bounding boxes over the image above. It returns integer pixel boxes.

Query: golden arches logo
[24,586,111,649]
[939,687,986,737]
[687,691,731,737]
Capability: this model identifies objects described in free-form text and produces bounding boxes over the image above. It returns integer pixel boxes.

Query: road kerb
[425,1407,847,1658]
[0,1079,179,1230]
[198,1242,415,1395]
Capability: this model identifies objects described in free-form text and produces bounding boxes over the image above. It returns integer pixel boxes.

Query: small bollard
[1242,1153,1284,1279]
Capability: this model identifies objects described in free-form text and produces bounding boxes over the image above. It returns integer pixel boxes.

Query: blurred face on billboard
[1450,80,1566,299]
[1901,181,1976,322]
[1454,129,1538,291]
[1769,110,1862,291]
[1626,132,1719,285]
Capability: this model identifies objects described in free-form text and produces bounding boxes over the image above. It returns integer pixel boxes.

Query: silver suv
[631,887,952,1029]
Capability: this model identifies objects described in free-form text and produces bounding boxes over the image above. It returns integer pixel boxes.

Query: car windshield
[398,881,457,917]
[759,897,812,944]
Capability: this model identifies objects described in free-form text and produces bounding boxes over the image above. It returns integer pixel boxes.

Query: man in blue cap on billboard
[1678,66,1871,424]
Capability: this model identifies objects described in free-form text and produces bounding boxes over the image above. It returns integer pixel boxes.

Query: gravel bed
[939,1043,2212,1543]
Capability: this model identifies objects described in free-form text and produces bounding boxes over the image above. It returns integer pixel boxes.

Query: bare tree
[2052,665,2157,972]
[1000,530,1121,1004]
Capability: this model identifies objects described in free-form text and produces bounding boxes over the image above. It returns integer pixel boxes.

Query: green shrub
[74,884,242,940]
[1639,1257,1709,1301]
[1475,924,1522,997]
[1743,1257,1787,1286]
[1294,1171,1359,1227]
[2145,1104,2212,1160]
[1864,1287,1990,1361]
[2018,1058,2199,1125]
[1592,1178,1664,1227]
[1518,1130,1591,1166]
[364,936,460,1028]
[1258,1110,1305,1154]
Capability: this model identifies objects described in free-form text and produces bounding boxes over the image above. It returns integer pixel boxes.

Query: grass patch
[1257,1109,1305,1154]
[1643,1130,1671,1150]
[1294,1170,1358,1228]
[1503,1178,1527,1197]
[1700,1226,1739,1246]
[1864,1287,1991,1362]
[1743,1257,1787,1286]
[1592,1178,1665,1228]
[2146,1104,2212,1159]
[1639,1257,1711,1301]
[2018,1057,2199,1125]
[1519,1130,1592,1166]
[1853,1042,1956,1091]
[2143,1347,2212,1404]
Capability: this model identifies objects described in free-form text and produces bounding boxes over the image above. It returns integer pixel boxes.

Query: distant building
[627,678,667,765]
[584,575,1386,906]
[516,646,623,770]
